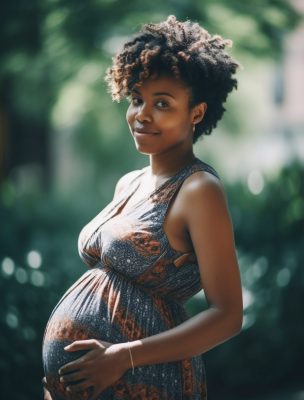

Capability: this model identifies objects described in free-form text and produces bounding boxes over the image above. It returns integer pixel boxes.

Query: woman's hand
[42,377,53,400]
[58,339,130,399]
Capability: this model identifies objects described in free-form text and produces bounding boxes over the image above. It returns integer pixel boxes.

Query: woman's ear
[192,102,207,124]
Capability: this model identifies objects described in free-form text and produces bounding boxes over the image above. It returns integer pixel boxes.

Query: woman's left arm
[129,173,243,365]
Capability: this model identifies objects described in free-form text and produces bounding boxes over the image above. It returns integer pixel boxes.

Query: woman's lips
[133,129,158,135]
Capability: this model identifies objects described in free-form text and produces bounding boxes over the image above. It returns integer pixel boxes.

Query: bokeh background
[0,0,303,399]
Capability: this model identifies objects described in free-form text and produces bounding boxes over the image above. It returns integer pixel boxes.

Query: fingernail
[60,377,64,382]
[66,386,71,392]
[58,369,62,375]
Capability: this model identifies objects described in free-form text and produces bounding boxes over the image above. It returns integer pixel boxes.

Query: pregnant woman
[42,15,243,400]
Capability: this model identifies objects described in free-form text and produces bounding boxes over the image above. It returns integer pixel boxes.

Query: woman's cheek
[126,105,134,123]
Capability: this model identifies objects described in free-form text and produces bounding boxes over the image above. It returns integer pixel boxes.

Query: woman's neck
[148,149,196,178]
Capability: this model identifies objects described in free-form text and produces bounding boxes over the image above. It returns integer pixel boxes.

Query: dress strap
[150,158,220,205]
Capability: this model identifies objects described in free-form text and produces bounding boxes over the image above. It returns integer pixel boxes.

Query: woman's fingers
[59,359,83,375]
[60,339,107,375]
[60,371,87,384]
[43,389,53,400]
[44,391,53,400]
[65,379,93,393]
[59,351,97,375]
[64,339,101,352]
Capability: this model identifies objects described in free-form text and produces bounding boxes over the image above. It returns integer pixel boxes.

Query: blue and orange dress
[42,157,220,399]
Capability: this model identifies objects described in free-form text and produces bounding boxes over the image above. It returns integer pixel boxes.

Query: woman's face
[126,74,204,156]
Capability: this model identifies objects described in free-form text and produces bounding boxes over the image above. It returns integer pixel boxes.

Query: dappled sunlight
[27,250,42,269]
[51,82,93,129]
[247,169,264,195]
[1,257,15,276]
[276,268,291,288]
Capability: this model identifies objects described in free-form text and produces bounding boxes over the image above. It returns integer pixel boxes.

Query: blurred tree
[0,0,300,185]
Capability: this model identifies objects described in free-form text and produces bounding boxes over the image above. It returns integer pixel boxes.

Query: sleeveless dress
[42,157,220,400]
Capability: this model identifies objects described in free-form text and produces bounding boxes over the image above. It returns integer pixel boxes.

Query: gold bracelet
[127,342,135,375]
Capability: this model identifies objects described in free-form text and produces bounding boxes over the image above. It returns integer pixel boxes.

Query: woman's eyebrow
[153,92,176,99]
[131,88,175,99]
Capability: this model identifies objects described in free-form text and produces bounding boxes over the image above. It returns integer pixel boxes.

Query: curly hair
[105,15,240,142]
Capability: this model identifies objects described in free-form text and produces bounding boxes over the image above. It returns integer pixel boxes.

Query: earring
[192,123,196,132]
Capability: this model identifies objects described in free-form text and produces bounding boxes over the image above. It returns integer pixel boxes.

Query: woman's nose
[135,103,152,123]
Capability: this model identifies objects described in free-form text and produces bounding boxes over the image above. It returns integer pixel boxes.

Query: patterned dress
[42,157,220,400]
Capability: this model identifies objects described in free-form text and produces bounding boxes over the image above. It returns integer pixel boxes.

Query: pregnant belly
[42,269,115,399]
[42,268,185,398]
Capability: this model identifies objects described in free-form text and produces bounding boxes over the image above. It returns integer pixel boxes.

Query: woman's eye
[131,97,142,106]
[155,100,169,108]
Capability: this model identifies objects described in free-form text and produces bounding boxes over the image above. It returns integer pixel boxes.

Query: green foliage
[0,185,85,398]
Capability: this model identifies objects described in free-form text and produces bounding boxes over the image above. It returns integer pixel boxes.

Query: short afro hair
[105,15,240,142]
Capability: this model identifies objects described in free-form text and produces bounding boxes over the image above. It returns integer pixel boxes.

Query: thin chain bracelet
[127,342,135,375]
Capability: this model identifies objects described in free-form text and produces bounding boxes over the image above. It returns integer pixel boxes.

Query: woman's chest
[80,201,168,275]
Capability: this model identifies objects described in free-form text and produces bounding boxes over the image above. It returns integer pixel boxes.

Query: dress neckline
[118,157,199,217]
[139,156,199,198]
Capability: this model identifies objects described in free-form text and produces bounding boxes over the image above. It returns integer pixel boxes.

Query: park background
[0,0,303,399]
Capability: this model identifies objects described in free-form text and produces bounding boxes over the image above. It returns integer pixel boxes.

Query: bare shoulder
[181,170,226,205]
[113,168,143,199]
[177,169,231,228]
